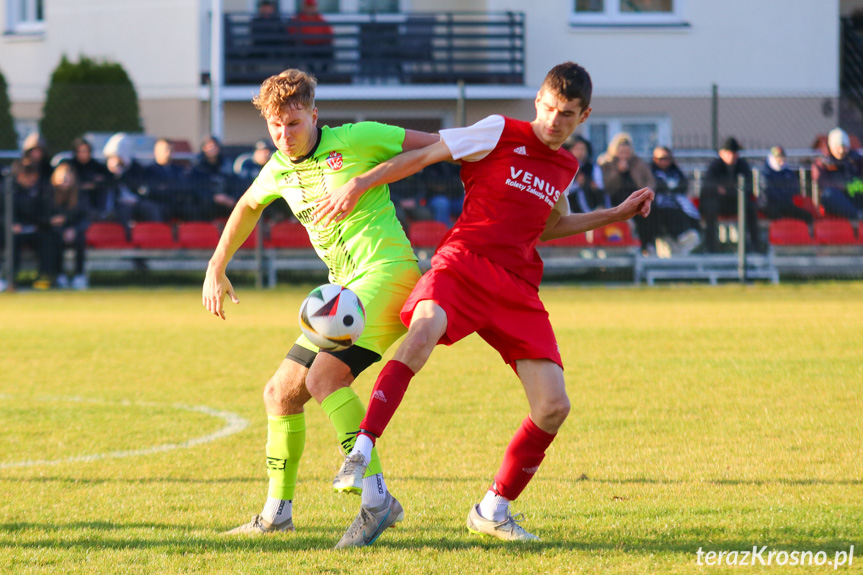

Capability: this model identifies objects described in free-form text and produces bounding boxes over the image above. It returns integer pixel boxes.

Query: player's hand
[202,266,239,320]
[311,181,361,226]
[618,187,654,219]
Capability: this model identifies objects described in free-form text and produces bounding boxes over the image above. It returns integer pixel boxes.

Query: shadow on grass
[0,522,858,556]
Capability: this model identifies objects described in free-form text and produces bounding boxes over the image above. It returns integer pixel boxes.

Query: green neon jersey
[250,122,417,285]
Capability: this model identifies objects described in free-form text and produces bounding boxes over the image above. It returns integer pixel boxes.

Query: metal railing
[222,11,525,86]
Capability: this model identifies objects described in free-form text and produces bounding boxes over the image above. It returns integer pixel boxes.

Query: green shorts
[295,259,422,357]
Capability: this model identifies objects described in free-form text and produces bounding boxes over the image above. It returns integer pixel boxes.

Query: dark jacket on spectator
[13,177,47,232]
[69,156,113,219]
[651,161,700,220]
[703,156,753,199]
[762,161,800,208]
[192,152,239,200]
[812,149,863,197]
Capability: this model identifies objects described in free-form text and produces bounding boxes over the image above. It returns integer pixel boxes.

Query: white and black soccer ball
[298,284,365,351]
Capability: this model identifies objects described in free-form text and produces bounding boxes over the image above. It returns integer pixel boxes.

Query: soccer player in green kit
[202,69,439,540]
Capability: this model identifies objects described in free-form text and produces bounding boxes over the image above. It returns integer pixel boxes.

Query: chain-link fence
[2,85,862,291]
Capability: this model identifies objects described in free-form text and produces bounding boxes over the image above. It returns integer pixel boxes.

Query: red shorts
[400,247,562,368]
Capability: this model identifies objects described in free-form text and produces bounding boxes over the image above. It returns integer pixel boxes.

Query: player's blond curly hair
[253,69,317,117]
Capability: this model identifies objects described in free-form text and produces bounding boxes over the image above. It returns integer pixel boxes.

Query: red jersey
[438,115,579,287]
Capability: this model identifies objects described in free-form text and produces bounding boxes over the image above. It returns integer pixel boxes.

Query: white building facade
[0,0,847,155]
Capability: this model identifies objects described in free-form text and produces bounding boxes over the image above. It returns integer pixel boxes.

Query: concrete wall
[487,0,838,96]
[0,0,203,148]
[0,0,843,150]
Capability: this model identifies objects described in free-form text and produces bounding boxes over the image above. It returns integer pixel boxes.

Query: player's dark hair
[541,62,592,108]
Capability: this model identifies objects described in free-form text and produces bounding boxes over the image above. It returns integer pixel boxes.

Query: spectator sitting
[144,138,199,221]
[192,135,241,220]
[761,145,813,225]
[423,161,464,227]
[68,137,114,222]
[700,137,764,253]
[599,132,656,254]
[811,128,863,220]
[236,139,294,222]
[22,132,53,182]
[563,135,608,213]
[237,139,274,186]
[649,146,701,255]
[251,0,287,69]
[43,162,89,290]
[104,132,160,229]
[9,160,51,288]
[287,0,334,74]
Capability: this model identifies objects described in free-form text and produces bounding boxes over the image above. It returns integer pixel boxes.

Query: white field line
[0,395,249,469]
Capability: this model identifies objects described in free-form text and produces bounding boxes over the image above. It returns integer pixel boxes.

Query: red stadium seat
[178,222,221,249]
[267,221,312,248]
[211,217,229,230]
[792,195,824,219]
[541,233,591,247]
[85,222,132,249]
[408,221,448,248]
[592,222,639,247]
[768,218,813,245]
[813,218,857,245]
[131,222,179,249]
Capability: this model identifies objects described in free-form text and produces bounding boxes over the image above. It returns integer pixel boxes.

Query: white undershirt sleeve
[552,187,571,217]
[439,115,506,162]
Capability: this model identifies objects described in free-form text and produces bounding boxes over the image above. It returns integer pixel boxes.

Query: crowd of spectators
[3,123,863,292]
[563,128,863,257]
[0,132,268,291]
[250,0,333,76]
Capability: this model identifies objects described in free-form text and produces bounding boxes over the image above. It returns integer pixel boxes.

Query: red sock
[493,417,557,501]
[358,360,415,440]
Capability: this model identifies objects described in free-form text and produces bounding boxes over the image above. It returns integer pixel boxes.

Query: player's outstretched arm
[203,190,269,320]
[312,139,453,226]
[541,187,654,240]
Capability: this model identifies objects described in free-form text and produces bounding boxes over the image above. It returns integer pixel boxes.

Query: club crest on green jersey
[327,151,344,170]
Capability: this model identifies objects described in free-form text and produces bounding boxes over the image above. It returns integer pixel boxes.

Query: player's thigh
[346,260,421,356]
[306,346,381,401]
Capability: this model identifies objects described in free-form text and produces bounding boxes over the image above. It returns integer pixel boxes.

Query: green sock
[266,413,306,500]
[321,387,383,478]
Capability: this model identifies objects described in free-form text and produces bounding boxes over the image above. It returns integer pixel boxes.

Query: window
[292,0,340,13]
[7,0,44,34]
[358,0,398,12]
[332,0,400,13]
[571,0,684,26]
[582,116,671,159]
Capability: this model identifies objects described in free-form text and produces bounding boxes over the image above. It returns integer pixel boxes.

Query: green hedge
[41,55,143,151]
[0,69,17,150]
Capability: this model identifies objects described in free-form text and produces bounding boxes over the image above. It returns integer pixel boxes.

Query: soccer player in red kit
[314,62,654,547]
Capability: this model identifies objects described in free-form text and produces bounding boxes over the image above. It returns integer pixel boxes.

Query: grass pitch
[1,283,861,574]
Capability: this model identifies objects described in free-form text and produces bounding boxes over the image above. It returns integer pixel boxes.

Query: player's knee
[535,395,570,429]
[396,327,437,370]
[404,326,433,354]
[264,375,306,411]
